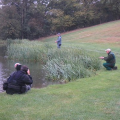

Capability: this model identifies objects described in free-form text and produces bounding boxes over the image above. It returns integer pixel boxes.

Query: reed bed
[0,39,6,46]
[7,39,50,63]
[44,48,102,81]
[7,39,102,81]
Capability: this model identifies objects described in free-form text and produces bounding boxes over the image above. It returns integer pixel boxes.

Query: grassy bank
[0,70,120,120]
[0,20,120,120]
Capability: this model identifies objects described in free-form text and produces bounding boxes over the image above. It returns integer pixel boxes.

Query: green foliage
[0,6,21,39]
[44,48,101,81]
[48,9,64,32]
[63,15,74,30]
[6,38,22,46]
[26,3,46,39]
[7,40,48,63]
[0,0,120,39]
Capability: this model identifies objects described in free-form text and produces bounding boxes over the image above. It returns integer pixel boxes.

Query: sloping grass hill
[0,20,120,120]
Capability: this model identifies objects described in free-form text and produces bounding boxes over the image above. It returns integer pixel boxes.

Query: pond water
[0,46,60,93]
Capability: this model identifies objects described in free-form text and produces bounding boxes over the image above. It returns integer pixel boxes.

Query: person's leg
[57,44,60,48]
[59,44,61,48]
[103,63,113,70]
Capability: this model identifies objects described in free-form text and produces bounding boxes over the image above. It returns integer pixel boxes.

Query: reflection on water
[0,46,60,92]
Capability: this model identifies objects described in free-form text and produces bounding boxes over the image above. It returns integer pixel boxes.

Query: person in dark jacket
[55,33,62,48]
[99,48,116,70]
[3,63,22,92]
[5,65,33,95]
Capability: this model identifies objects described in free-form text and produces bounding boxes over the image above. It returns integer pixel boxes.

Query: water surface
[0,46,60,92]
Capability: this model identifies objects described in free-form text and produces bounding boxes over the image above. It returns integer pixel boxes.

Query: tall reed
[44,48,102,81]
[7,39,102,81]
[7,39,50,63]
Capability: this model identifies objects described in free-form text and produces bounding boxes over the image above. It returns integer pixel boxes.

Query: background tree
[0,5,21,39]
[0,0,120,40]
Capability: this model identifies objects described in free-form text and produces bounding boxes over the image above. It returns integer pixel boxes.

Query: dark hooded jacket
[104,51,116,65]
[5,70,33,94]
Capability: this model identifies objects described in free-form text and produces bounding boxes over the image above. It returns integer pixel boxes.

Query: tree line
[0,0,120,40]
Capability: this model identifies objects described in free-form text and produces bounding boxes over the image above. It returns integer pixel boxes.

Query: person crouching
[5,65,33,95]
[99,48,116,70]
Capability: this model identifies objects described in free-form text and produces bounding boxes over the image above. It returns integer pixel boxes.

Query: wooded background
[0,0,120,40]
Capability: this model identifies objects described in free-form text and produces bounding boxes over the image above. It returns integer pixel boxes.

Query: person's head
[105,48,111,54]
[14,63,22,71]
[21,65,28,74]
[57,33,61,36]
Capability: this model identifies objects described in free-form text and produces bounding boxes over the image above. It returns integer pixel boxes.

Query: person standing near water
[55,33,62,48]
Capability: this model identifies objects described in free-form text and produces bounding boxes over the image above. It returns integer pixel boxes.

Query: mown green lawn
[0,20,120,120]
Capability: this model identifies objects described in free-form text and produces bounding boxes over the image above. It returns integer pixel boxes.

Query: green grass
[0,70,120,120]
[1,20,120,120]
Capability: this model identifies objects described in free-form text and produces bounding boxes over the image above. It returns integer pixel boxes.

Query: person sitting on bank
[99,48,116,70]
[10,63,22,76]
[4,65,33,95]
